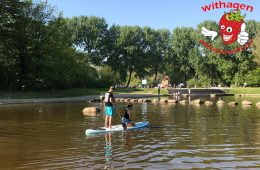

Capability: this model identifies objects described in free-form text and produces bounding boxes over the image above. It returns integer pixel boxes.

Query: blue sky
[46,0,260,30]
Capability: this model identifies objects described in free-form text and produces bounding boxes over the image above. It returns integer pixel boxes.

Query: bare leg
[105,116,108,128]
[122,122,127,130]
[108,133,111,143]
[108,116,112,129]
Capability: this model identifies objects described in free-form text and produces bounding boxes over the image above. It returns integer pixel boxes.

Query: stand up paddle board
[85,121,149,135]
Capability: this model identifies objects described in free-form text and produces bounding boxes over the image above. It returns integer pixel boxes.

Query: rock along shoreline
[0,92,260,105]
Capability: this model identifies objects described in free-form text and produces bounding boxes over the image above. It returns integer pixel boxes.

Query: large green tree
[253,22,260,64]
[143,28,171,86]
[0,0,24,89]
[0,1,98,90]
[105,26,149,87]
[68,16,108,65]
[171,27,197,84]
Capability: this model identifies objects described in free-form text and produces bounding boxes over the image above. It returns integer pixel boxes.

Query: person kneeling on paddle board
[121,103,135,130]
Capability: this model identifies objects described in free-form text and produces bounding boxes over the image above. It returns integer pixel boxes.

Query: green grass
[0,88,168,99]
[224,88,260,94]
[0,88,105,99]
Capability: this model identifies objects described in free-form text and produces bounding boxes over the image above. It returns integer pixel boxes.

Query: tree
[253,22,260,64]
[106,26,148,87]
[68,16,108,65]
[196,21,221,86]
[0,0,24,89]
[171,27,197,84]
[246,68,260,86]
[0,1,98,90]
[196,20,258,87]
[1,0,259,90]
[143,28,171,86]
[9,1,74,90]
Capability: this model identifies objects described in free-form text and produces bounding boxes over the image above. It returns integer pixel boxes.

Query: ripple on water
[1,101,260,169]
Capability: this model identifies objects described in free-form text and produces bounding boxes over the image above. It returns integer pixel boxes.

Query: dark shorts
[121,117,131,124]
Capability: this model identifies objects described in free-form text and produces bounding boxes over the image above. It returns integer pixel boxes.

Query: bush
[245,68,260,87]
[187,75,211,88]
[99,66,120,87]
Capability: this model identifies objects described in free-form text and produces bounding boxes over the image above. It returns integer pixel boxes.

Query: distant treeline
[0,0,259,90]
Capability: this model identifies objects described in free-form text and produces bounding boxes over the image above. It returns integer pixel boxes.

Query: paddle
[149,126,162,128]
[114,106,122,119]
[115,106,128,130]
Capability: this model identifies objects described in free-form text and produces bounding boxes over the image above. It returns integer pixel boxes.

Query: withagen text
[202,1,254,12]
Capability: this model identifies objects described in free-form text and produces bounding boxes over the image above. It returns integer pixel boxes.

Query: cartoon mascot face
[201,9,249,46]
[219,10,245,45]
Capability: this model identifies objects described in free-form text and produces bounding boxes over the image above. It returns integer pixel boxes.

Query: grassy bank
[0,88,168,99]
[224,88,260,94]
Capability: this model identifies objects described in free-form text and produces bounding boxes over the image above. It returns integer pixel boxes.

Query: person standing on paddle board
[104,86,115,129]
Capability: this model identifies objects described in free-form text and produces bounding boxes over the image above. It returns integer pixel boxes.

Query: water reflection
[140,102,148,122]
[242,105,252,110]
[104,133,113,169]
[141,102,147,114]
[171,94,180,101]
[0,96,260,169]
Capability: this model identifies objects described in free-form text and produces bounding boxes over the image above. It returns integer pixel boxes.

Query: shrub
[245,68,260,87]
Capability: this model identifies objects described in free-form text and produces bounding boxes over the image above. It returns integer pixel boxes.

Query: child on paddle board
[121,103,135,130]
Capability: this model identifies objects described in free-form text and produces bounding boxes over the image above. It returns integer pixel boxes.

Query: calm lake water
[0,96,260,169]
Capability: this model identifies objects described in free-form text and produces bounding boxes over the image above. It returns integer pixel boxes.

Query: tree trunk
[126,69,133,87]
[17,53,26,91]
[153,64,158,87]
[211,69,214,87]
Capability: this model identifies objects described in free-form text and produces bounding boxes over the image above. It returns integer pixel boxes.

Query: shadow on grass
[0,88,168,99]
